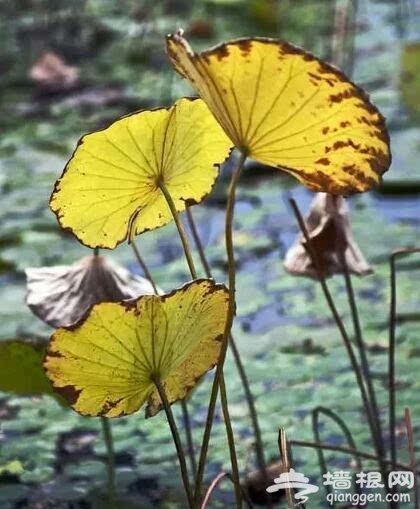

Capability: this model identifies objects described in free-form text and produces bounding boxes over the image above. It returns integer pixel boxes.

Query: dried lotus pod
[26,254,158,328]
[284,193,372,278]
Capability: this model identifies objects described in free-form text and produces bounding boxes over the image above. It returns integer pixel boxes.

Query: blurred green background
[0,0,420,507]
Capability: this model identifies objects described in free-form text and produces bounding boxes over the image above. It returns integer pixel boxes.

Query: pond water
[0,0,419,507]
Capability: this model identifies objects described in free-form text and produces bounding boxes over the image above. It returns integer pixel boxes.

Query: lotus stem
[101,417,117,508]
[152,375,194,508]
[159,178,242,506]
[200,472,230,509]
[278,429,296,509]
[130,239,196,479]
[289,440,411,471]
[200,472,254,509]
[130,241,159,294]
[389,249,420,481]
[289,198,386,480]
[312,407,362,501]
[341,256,385,457]
[181,397,198,478]
[194,151,247,507]
[404,407,418,508]
[219,372,243,507]
[186,206,270,503]
[158,180,198,279]
[312,409,331,500]
[185,208,212,278]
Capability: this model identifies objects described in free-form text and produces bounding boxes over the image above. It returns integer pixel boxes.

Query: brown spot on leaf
[98,397,123,416]
[332,139,361,151]
[207,43,229,62]
[316,158,330,165]
[55,384,81,405]
[238,39,253,56]
[329,89,357,103]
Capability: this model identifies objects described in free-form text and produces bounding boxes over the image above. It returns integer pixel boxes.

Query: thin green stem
[130,239,196,480]
[389,249,420,481]
[278,429,297,509]
[152,376,194,509]
[158,180,198,279]
[219,375,242,507]
[228,340,268,494]
[130,241,159,294]
[289,198,386,479]
[200,472,254,509]
[289,440,411,471]
[181,397,198,479]
[101,417,116,508]
[312,406,363,504]
[194,151,247,507]
[159,179,242,507]
[404,407,418,508]
[312,410,332,500]
[185,208,212,278]
[186,207,269,501]
[341,256,385,457]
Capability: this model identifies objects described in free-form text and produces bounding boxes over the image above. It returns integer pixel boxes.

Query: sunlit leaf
[44,279,228,418]
[166,33,391,194]
[0,341,54,396]
[26,254,157,328]
[50,98,232,248]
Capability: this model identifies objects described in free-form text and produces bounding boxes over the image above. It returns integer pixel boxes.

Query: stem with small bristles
[101,417,117,509]
[130,241,159,294]
[152,375,194,508]
[186,206,269,503]
[159,178,242,507]
[194,151,247,507]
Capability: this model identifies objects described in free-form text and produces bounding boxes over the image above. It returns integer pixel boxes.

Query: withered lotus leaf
[26,255,157,328]
[284,193,372,278]
[166,32,391,194]
[44,279,229,418]
[50,97,232,248]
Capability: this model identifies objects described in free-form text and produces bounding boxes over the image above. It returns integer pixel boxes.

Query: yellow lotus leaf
[44,279,228,418]
[50,98,232,248]
[166,33,391,194]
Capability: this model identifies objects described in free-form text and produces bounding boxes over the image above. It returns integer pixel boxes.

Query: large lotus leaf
[166,33,391,194]
[44,279,229,418]
[50,97,232,248]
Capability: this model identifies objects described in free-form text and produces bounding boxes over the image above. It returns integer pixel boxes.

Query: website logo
[266,468,319,504]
